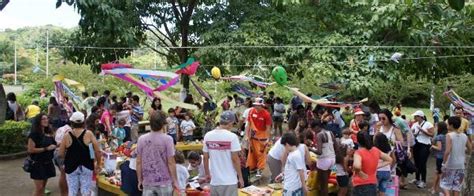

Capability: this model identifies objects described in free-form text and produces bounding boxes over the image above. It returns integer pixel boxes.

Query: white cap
[69,112,85,123]
[253,97,265,106]
[411,110,425,117]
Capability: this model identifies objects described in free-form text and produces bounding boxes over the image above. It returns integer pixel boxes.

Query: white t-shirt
[333,110,346,128]
[340,137,355,149]
[273,103,285,117]
[180,120,196,136]
[203,128,241,186]
[242,108,252,128]
[116,110,132,127]
[369,114,379,136]
[411,120,434,145]
[188,155,206,178]
[283,150,305,192]
[177,164,189,191]
[268,138,285,160]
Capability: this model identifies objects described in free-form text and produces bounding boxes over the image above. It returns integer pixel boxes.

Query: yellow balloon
[211,67,221,79]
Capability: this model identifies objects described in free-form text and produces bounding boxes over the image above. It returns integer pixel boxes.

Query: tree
[59,0,206,90]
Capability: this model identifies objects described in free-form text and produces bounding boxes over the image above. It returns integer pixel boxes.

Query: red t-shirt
[248,108,272,137]
[352,147,381,187]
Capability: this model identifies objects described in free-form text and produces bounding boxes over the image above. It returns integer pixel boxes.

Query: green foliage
[16,95,49,113]
[0,120,31,154]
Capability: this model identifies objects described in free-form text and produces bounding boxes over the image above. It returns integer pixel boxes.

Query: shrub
[0,121,31,154]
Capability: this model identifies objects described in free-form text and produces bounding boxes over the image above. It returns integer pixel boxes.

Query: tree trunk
[0,83,6,124]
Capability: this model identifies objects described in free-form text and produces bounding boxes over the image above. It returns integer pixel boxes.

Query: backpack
[6,105,15,120]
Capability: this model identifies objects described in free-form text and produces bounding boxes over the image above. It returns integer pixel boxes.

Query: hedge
[0,121,31,154]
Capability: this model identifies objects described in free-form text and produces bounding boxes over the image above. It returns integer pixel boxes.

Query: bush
[0,121,31,154]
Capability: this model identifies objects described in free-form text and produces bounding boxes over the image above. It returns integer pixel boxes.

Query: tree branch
[170,0,182,22]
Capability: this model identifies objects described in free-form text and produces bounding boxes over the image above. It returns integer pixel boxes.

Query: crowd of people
[4,88,473,196]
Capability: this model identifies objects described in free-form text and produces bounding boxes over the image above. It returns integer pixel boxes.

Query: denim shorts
[283,187,303,196]
[376,171,391,193]
[337,175,349,187]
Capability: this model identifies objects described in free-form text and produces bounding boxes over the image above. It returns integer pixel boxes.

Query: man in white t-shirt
[276,132,307,195]
[203,111,244,196]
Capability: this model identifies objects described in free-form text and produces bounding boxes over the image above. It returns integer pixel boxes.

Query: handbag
[394,142,408,163]
[22,156,35,173]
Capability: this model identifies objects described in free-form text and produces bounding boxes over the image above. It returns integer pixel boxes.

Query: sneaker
[417,181,426,189]
[255,170,262,178]
[409,179,419,184]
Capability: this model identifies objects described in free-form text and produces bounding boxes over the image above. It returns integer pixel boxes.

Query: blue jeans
[376,171,391,193]
[283,187,303,196]
[168,133,177,144]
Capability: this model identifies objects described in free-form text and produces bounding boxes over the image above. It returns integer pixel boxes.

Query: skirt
[30,161,56,180]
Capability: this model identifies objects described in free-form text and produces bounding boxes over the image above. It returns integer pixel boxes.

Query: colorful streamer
[444,90,474,115]
[190,78,212,100]
[100,62,199,110]
[231,84,256,97]
[52,74,84,109]
[222,75,273,88]
[287,86,367,108]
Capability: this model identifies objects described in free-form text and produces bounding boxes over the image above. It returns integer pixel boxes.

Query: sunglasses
[380,117,386,121]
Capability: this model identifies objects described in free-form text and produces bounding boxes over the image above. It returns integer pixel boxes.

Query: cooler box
[385,175,399,196]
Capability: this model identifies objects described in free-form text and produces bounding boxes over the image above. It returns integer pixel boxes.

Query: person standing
[27,113,57,196]
[273,97,285,136]
[278,132,307,196]
[350,108,365,144]
[221,95,233,111]
[148,97,162,117]
[81,92,97,117]
[410,110,435,188]
[203,111,244,196]
[430,122,448,195]
[59,112,102,196]
[136,111,178,196]
[7,92,23,121]
[166,108,180,144]
[441,116,472,196]
[54,123,72,196]
[130,95,144,142]
[314,119,338,196]
[352,131,393,196]
[454,107,471,137]
[267,137,285,182]
[246,98,272,178]
[48,97,64,131]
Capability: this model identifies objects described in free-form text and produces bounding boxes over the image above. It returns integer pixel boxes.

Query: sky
[0,0,80,30]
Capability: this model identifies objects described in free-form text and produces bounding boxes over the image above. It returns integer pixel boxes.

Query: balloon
[211,67,221,79]
[272,66,288,86]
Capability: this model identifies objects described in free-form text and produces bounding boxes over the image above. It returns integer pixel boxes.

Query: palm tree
[0,83,6,124]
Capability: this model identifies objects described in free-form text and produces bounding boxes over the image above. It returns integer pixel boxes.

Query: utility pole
[14,40,17,85]
[46,30,49,76]
[35,44,39,65]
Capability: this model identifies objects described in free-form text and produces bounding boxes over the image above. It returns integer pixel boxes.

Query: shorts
[352,184,377,196]
[211,184,238,196]
[272,116,284,123]
[283,187,303,196]
[436,158,443,174]
[337,175,349,187]
[376,171,391,193]
[440,169,465,192]
[143,185,173,196]
[317,157,335,171]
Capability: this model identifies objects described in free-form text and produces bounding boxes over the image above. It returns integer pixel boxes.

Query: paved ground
[0,155,449,196]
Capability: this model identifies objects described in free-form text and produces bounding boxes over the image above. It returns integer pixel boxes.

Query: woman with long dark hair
[352,130,392,196]
[48,97,63,131]
[27,113,57,196]
[148,97,162,117]
[6,92,23,121]
[376,109,404,148]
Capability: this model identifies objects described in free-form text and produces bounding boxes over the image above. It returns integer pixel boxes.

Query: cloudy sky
[0,0,80,29]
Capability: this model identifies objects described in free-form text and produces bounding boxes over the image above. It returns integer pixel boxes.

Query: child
[335,144,349,196]
[175,150,189,194]
[111,118,127,146]
[430,122,447,195]
[180,113,196,141]
[341,129,355,149]
[278,132,307,196]
[166,108,179,143]
[374,133,393,196]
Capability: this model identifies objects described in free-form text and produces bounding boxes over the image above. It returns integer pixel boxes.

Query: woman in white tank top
[376,109,404,148]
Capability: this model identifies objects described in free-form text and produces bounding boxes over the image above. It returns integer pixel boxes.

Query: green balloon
[272,66,288,86]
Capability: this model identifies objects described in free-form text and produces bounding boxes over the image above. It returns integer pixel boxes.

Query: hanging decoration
[190,78,212,100]
[52,74,85,109]
[390,52,403,63]
[444,90,474,115]
[221,75,273,88]
[287,86,368,108]
[211,66,221,80]
[100,62,198,110]
[231,84,257,97]
[271,66,288,86]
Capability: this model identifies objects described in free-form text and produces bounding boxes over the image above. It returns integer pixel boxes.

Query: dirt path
[0,156,443,196]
